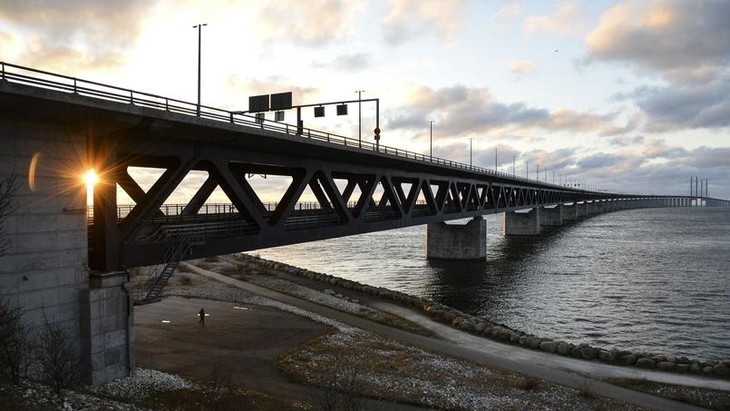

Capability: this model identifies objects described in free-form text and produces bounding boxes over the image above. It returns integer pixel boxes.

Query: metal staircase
[134,232,197,304]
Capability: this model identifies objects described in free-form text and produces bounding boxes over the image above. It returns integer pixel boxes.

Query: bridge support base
[426,217,486,260]
[540,205,563,226]
[563,203,578,221]
[81,271,135,385]
[504,208,541,236]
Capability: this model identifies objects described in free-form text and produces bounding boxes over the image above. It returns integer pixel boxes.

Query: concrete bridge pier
[426,217,486,260]
[563,203,578,221]
[576,202,588,218]
[594,201,605,214]
[540,205,563,226]
[82,271,135,385]
[504,208,541,236]
[586,201,597,216]
[0,116,134,386]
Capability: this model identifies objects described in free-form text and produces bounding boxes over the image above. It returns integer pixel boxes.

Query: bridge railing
[1,61,582,191]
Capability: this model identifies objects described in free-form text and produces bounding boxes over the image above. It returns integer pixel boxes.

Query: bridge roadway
[2,62,727,272]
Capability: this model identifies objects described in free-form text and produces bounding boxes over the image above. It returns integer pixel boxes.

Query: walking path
[183,261,725,410]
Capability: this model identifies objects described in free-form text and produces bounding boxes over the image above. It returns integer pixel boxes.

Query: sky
[1,0,729,202]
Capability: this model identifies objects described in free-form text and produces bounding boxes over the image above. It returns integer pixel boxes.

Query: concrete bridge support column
[426,217,486,260]
[594,201,605,214]
[576,202,588,218]
[0,116,134,386]
[504,208,541,236]
[563,203,578,221]
[540,205,563,226]
[586,201,597,215]
[81,271,135,385]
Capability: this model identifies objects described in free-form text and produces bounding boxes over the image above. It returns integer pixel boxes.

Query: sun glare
[84,169,98,205]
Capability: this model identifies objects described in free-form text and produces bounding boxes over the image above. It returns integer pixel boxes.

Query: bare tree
[35,312,82,395]
[0,171,19,256]
[0,298,30,384]
[0,172,26,383]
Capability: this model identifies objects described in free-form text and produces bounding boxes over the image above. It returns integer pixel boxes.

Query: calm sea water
[255,207,730,361]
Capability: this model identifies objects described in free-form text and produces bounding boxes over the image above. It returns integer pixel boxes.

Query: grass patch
[277,330,637,410]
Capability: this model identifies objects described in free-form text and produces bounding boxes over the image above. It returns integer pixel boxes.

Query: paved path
[376,302,730,392]
[184,262,715,411]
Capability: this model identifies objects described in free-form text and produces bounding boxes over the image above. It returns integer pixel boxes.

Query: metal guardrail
[0,61,587,192]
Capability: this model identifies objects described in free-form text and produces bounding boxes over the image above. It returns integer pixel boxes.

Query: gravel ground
[0,369,193,411]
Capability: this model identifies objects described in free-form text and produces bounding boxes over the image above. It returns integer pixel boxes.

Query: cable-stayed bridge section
[1,62,727,385]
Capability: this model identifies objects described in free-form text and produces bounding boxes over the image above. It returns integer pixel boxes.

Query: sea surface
[255,207,730,361]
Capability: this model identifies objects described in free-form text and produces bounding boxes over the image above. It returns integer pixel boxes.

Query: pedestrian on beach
[199,308,205,326]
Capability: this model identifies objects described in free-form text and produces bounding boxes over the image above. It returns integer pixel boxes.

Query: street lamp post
[536,164,539,181]
[468,138,474,168]
[429,120,435,158]
[356,90,364,148]
[526,161,529,178]
[512,155,515,176]
[193,23,207,117]
[494,148,498,172]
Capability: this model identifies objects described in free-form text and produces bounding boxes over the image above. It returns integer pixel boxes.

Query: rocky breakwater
[237,254,730,380]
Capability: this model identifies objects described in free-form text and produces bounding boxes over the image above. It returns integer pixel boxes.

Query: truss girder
[88,133,656,270]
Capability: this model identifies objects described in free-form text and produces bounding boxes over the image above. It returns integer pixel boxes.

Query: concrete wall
[504,208,541,236]
[426,217,486,260]
[0,116,132,384]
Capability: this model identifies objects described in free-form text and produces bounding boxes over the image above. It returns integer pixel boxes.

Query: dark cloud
[584,1,730,133]
[632,77,730,131]
[609,135,645,147]
[386,85,620,138]
[585,0,730,82]
[577,153,623,169]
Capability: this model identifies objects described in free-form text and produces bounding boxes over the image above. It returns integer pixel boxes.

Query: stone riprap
[237,253,730,380]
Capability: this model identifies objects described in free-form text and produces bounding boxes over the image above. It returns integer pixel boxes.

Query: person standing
[198,308,205,326]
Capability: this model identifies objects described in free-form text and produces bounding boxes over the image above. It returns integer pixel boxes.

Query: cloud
[313,52,374,72]
[387,85,548,135]
[0,0,146,72]
[386,85,624,139]
[631,77,730,131]
[508,60,537,78]
[584,0,730,82]
[383,0,467,45]
[608,135,645,147]
[584,1,730,133]
[523,1,585,37]
[259,0,364,45]
[641,139,688,159]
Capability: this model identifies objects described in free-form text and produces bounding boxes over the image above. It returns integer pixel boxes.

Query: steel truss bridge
[2,62,727,273]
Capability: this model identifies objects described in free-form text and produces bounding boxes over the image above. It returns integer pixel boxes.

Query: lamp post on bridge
[193,23,207,117]
[494,148,498,172]
[468,138,474,168]
[429,120,435,158]
[356,90,365,148]
[512,155,515,176]
[526,161,529,178]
